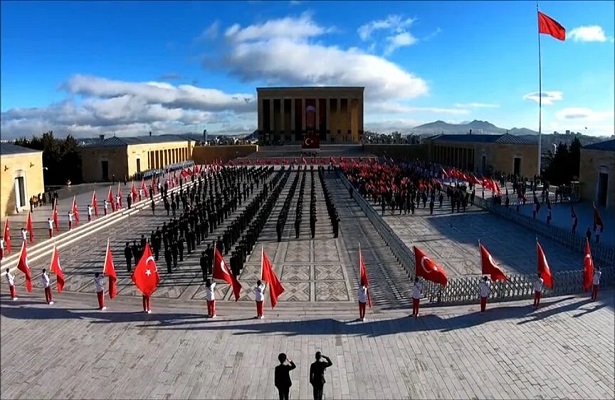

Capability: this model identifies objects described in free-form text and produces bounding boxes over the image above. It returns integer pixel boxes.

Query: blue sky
[1,1,613,138]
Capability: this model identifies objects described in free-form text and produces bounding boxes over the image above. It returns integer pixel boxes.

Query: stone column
[315,99,320,134]
[258,98,264,132]
[290,98,296,133]
[301,98,306,132]
[280,98,285,133]
[270,99,275,132]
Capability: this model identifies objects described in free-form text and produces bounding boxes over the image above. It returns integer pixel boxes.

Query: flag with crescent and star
[536,240,554,289]
[261,247,284,309]
[479,242,508,281]
[583,239,594,292]
[49,245,65,294]
[413,246,448,287]
[213,247,242,301]
[132,243,160,296]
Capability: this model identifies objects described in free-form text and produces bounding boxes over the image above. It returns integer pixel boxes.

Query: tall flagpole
[536,1,543,177]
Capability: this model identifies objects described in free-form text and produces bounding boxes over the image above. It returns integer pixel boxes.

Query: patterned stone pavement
[1,291,613,399]
[368,196,592,277]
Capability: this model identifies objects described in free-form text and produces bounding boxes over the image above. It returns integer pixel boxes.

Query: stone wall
[1,151,45,216]
[579,148,615,209]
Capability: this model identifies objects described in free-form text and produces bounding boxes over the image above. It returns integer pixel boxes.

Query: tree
[543,140,580,185]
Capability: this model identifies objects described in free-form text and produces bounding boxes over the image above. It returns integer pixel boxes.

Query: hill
[410,120,538,135]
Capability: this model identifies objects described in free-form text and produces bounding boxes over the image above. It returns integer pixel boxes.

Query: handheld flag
[261,247,285,308]
[16,241,32,292]
[479,242,508,281]
[49,245,65,293]
[213,247,242,301]
[583,239,594,292]
[71,196,80,225]
[52,203,60,231]
[359,246,372,307]
[2,219,10,254]
[132,243,160,296]
[413,246,448,287]
[26,211,34,243]
[103,239,117,298]
[91,191,99,217]
[536,240,554,289]
[107,186,116,212]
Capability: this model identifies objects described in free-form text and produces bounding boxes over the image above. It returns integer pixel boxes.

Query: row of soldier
[275,167,301,242]
[318,168,340,238]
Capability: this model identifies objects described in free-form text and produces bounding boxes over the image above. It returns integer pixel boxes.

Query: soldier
[178,236,185,260]
[200,252,209,282]
[310,214,317,239]
[124,242,132,272]
[127,193,132,209]
[332,214,340,238]
[140,234,147,249]
[276,220,283,242]
[131,241,139,266]
[164,247,173,274]
[171,241,179,268]
[294,218,301,239]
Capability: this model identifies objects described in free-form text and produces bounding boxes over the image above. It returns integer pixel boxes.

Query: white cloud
[358,15,418,55]
[217,14,428,101]
[568,25,614,43]
[522,91,563,105]
[357,15,415,41]
[0,76,257,138]
[384,32,418,55]
[555,107,614,122]
[453,102,500,109]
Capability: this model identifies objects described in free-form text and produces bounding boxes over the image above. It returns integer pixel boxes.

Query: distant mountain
[410,120,538,136]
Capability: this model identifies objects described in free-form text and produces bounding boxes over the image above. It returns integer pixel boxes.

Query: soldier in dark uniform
[276,220,283,242]
[140,234,147,249]
[294,218,301,239]
[171,241,179,268]
[310,214,317,239]
[206,244,214,274]
[127,194,132,209]
[332,214,340,238]
[131,241,139,266]
[178,236,185,261]
[165,247,172,273]
[200,251,209,282]
[124,242,132,272]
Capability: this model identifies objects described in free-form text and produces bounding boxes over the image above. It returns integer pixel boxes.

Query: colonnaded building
[257,86,365,144]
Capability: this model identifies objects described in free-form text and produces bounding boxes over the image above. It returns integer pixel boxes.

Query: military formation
[123,166,282,280]
[319,168,340,238]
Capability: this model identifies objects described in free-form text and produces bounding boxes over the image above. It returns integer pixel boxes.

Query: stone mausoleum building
[257,86,365,144]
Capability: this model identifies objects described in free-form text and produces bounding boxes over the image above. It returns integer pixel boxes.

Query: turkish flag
[583,239,594,292]
[141,179,149,198]
[479,243,508,281]
[261,248,284,308]
[536,241,554,289]
[413,246,448,287]
[213,247,242,301]
[103,239,118,299]
[107,186,116,212]
[538,11,566,41]
[91,191,99,217]
[3,219,10,254]
[130,182,138,202]
[359,248,372,307]
[49,245,65,293]
[26,211,34,243]
[132,243,160,296]
[592,203,604,231]
[71,196,80,225]
[16,241,32,292]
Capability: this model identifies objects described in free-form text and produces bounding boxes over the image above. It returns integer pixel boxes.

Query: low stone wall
[337,169,614,306]
[362,144,428,160]
[192,145,258,164]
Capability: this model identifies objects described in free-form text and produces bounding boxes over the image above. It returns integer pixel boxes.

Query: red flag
[26,211,34,243]
[71,196,80,225]
[583,239,594,292]
[261,248,284,308]
[536,241,554,289]
[49,245,65,294]
[16,241,32,292]
[52,203,60,232]
[103,239,117,299]
[592,203,604,231]
[3,219,10,254]
[107,186,116,212]
[91,191,99,217]
[131,243,160,296]
[538,11,566,41]
[359,248,373,308]
[213,247,242,301]
[413,246,448,287]
[130,182,138,202]
[141,179,149,198]
[479,243,508,281]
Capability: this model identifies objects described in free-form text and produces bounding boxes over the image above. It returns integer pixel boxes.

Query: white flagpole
[537,1,543,177]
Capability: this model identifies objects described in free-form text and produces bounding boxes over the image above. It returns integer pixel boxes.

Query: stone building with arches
[0,143,45,217]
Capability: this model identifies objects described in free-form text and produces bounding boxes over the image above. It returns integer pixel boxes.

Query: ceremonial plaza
[1,88,614,400]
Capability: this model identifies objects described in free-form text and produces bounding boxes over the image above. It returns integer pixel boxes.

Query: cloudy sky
[1,1,613,138]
